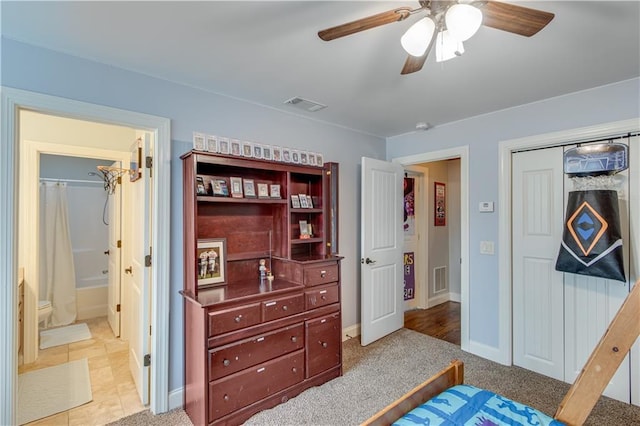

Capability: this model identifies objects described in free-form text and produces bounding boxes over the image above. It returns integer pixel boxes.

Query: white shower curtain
[40,182,77,327]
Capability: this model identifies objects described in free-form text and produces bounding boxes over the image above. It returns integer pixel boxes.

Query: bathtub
[76,283,108,320]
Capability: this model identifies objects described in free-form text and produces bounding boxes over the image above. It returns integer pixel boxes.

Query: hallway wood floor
[404,301,461,346]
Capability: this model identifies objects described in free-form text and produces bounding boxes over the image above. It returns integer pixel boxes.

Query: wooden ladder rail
[555,279,640,426]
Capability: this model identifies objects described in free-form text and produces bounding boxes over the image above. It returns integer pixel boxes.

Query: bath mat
[17,358,93,424]
[39,322,92,349]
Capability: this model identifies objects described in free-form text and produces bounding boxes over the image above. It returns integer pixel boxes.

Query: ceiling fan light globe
[400,17,435,57]
[435,30,464,62]
[445,4,483,42]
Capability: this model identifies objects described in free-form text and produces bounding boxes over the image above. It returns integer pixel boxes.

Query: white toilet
[38,300,53,328]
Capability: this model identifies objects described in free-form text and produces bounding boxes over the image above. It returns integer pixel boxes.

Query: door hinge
[145,247,152,267]
[144,354,151,367]
[117,240,122,248]
[146,156,153,178]
[116,304,121,312]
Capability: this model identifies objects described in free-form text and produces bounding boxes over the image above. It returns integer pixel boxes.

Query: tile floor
[19,317,146,425]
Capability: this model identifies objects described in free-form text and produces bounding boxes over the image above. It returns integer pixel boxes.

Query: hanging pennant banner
[555,190,625,282]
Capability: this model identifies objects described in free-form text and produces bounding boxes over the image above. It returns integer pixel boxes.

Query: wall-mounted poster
[404,252,415,300]
[404,177,415,235]
[434,181,446,226]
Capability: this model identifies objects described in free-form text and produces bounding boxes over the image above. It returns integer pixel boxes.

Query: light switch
[479,201,494,212]
[480,241,495,255]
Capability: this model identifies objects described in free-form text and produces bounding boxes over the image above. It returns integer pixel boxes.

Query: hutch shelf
[180,151,342,425]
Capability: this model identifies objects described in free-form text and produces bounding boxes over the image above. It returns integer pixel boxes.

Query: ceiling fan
[317,0,554,75]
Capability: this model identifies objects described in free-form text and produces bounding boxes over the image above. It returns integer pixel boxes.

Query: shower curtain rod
[39,177,103,185]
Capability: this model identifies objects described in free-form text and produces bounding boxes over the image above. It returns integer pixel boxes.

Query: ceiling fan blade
[482,1,554,37]
[401,25,437,75]
[318,7,413,41]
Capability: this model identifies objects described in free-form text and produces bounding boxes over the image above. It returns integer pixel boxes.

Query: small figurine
[259,259,267,278]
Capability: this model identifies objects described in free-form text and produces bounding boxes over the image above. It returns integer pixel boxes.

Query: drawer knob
[292,367,297,374]
[320,270,326,278]
[291,336,297,343]
[321,341,328,348]
[321,295,327,300]
[223,394,230,402]
[223,359,230,367]
[234,315,242,323]
[282,305,288,311]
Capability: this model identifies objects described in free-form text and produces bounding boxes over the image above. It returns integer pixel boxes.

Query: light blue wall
[2,37,386,393]
[387,77,640,349]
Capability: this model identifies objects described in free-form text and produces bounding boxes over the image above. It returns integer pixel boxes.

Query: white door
[361,157,404,346]
[127,135,152,405]
[107,162,122,337]
[513,142,632,402]
[563,142,631,402]
[512,147,565,379]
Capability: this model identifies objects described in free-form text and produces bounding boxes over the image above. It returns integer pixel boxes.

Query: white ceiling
[2,1,639,138]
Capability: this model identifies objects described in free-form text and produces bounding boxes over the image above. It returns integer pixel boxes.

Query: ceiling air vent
[283,96,327,112]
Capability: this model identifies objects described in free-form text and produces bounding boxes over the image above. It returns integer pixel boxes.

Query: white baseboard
[449,292,461,303]
[342,323,360,341]
[427,293,450,308]
[168,387,184,411]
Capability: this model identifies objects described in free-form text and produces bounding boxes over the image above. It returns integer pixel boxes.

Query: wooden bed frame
[363,280,640,426]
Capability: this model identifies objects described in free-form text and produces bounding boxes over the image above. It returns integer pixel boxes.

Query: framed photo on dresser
[196,238,226,287]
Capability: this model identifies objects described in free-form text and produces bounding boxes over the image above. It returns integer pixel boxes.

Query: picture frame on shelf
[282,148,291,163]
[197,238,226,287]
[299,220,310,239]
[230,177,243,198]
[243,179,256,198]
[230,139,242,156]
[316,153,324,167]
[211,178,229,197]
[292,150,300,164]
[257,183,269,198]
[193,132,206,151]
[299,193,309,208]
[300,151,308,165]
[206,135,218,153]
[253,143,263,159]
[290,194,301,208]
[218,137,230,155]
[270,184,281,199]
[305,195,314,208]
[242,141,253,157]
[263,145,272,161]
[272,146,282,162]
[196,176,208,195]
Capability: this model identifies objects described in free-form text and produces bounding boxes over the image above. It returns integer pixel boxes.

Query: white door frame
[0,87,171,424]
[392,146,470,352]
[498,118,640,366]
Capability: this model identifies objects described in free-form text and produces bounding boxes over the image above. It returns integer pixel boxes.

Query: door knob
[365,258,376,264]
[104,250,110,255]
[124,266,133,274]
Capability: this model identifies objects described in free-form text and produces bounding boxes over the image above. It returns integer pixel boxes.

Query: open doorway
[393,146,470,351]
[402,159,462,346]
[0,87,171,425]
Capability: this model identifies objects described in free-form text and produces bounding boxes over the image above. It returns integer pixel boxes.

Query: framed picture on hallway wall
[434,181,446,226]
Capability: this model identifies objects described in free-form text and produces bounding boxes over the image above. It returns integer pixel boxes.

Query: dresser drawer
[305,284,339,310]
[262,293,304,322]
[208,303,261,337]
[208,323,304,381]
[305,312,341,378]
[303,264,339,287]
[209,349,305,421]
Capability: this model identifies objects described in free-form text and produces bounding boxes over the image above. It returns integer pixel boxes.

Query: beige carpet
[39,322,92,349]
[109,329,640,425]
[18,358,93,425]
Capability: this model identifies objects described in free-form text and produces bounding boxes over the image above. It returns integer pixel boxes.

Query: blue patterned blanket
[392,384,565,426]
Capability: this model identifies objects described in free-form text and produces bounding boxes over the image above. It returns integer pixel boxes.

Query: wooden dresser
[180,151,341,425]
